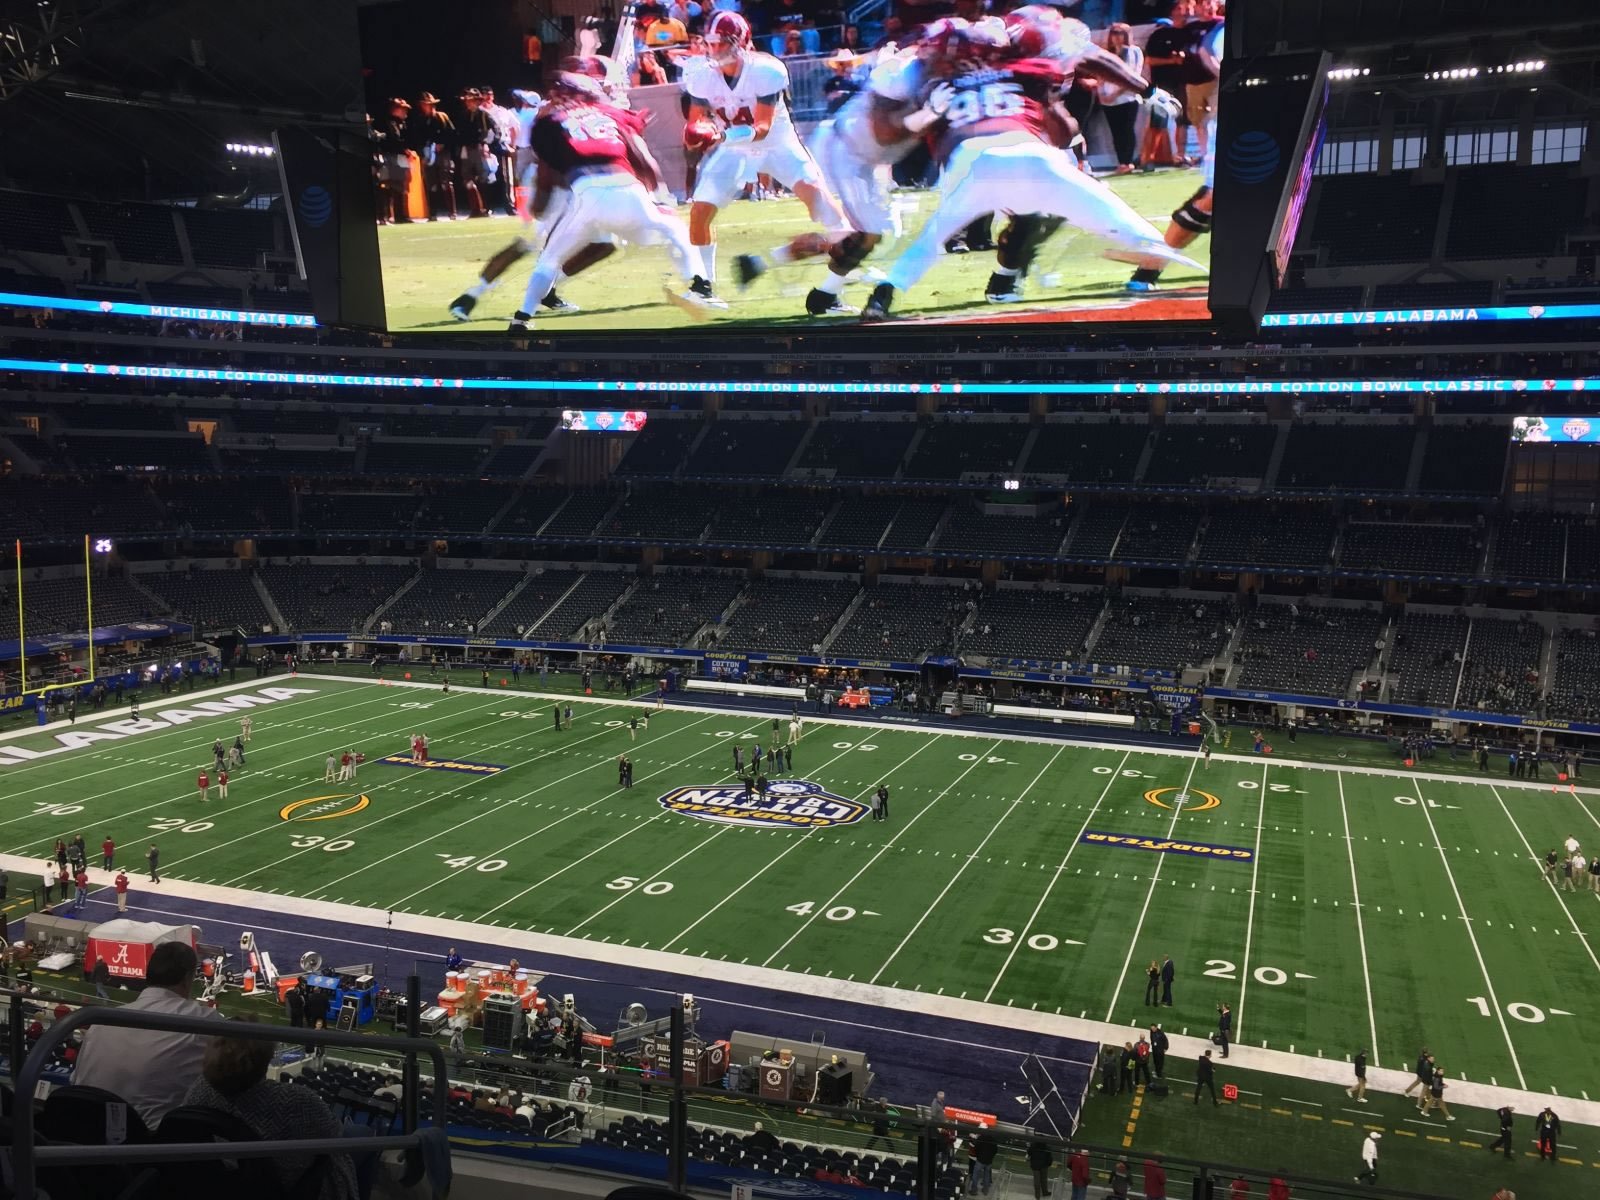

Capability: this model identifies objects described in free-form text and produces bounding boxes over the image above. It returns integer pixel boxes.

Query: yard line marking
[465,715,776,920]
[563,729,891,936]
[985,749,1133,1004]
[1567,787,1600,838]
[760,746,995,969]
[207,705,714,888]
[308,712,729,898]
[1413,779,1526,1089]
[1103,749,1198,1020]
[873,744,1065,985]
[0,675,360,788]
[4,689,518,860]
[1235,761,1269,1042]
[565,826,731,935]
[1336,771,1381,1067]
[664,735,942,951]
[0,684,421,842]
[1487,783,1600,976]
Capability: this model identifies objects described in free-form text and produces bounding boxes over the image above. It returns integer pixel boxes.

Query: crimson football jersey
[530,101,647,177]
[932,57,1066,164]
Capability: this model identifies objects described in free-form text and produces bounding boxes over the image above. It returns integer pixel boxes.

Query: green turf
[4,674,1598,1105]
[377,169,1210,332]
[1073,1060,1597,1200]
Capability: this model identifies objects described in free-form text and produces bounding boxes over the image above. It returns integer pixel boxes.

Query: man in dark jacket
[1536,1106,1561,1160]
[1119,1042,1137,1094]
[1149,1024,1169,1077]
[408,92,457,220]
[285,978,308,1029]
[971,1131,998,1195]
[1193,1049,1218,1106]
[1026,1142,1053,1199]
[1487,1105,1514,1159]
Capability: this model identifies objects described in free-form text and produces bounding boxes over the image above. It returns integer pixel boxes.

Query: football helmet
[548,71,606,105]
[705,11,752,67]
[559,53,631,107]
[918,17,1006,78]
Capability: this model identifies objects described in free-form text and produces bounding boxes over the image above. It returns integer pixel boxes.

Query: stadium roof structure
[0,0,364,200]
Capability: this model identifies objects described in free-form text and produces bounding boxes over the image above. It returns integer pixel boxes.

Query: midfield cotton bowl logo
[657,779,869,830]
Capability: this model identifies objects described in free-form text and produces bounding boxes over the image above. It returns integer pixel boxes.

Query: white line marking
[986,749,1133,1004]
[665,735,943,950]
[1235,761,1269,1041]
[1103,749,1199,1020]
[761,747,994,969]
[1413,778,1526,1089]
[874,744,1065,985]
[1486,783,1600,976]
[1336,770,1382,1067]
[215,709,720,889]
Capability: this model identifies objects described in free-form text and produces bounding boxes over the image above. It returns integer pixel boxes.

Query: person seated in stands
[750,1120,779,1153]
[184,1027,360,1199]
[73,941,220,1129]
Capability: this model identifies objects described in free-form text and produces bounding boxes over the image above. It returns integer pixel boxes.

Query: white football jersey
[682,51,795,144]
[830,47,924,166]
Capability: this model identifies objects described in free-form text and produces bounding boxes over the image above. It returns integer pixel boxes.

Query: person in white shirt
[681,10,847,304]
[1096,23,1145,173]
[73,941,221,1129]
[478,87,522,215]
[1356,1130,1380,1185]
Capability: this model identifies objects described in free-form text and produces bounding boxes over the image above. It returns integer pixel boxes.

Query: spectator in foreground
[184,1027,360,1199]
[73,941,220,1129]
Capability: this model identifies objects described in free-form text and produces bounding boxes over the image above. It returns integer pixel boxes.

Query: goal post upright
[13,538,25,695]
[83,533,96,684]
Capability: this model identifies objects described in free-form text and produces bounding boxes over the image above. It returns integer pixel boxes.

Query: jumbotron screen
[359,0,1226,333]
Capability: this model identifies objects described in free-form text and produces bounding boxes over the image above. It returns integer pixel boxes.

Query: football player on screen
[862,20,1198,322]
[983,7,1185,303]
[680,11,851,305]
[728,37,938,316]
[500,70,714,332]
[450,58,632,323]
[1126,20,1223,293]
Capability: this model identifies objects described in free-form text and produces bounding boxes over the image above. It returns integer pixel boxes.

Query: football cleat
[507,310,534,332]
[448,293,476,321]
[944,237,970,254]
[666,278,725,319]
[861,282,895,323]
[805,288,857,316]
[984,273,1023,303]
[1126,266,1164,293]
[690,275,729,307]
[733,253,768,289]
[541,290,580,312]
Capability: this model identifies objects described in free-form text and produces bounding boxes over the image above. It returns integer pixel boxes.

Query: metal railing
[12,1007,451,1200]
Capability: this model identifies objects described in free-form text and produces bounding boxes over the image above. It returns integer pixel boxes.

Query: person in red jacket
[114,869,130,912]
[1067,1147,1090,1200]
[1143,1156,1168,1200]
[197,768,210,801]
[1267,1176,1290,1200]
[1227,1179,1250,1200]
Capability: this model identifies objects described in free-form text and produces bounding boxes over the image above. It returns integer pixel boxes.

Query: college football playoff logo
[656,779,868,830]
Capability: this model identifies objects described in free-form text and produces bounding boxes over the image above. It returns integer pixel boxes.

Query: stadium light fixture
[1326,66,1369,82]
[225,142,276,157]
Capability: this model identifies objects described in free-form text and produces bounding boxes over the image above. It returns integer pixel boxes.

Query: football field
[377,170,1211,332]
[4,674,1597,1100]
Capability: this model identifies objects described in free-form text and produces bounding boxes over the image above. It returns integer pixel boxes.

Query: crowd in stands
[1233,603,1384,698]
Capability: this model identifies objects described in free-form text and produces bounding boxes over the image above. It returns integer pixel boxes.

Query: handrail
[12,1006,451,1200]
